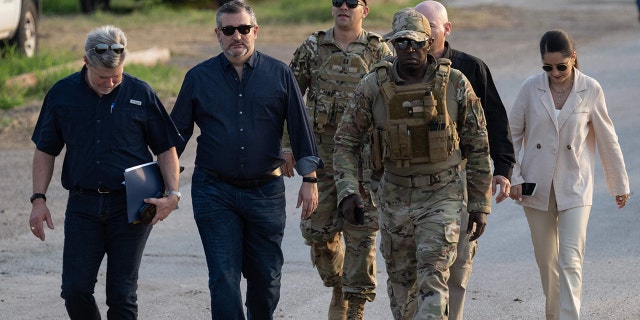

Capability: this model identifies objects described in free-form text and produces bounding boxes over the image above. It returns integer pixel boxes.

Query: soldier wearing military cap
[333,8,492,319]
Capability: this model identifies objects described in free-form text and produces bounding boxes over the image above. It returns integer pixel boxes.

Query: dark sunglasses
[220,25,254,36]
[332,0,362,9]
[542,63,569,72]
[91,43,125,54]
[394,39,428,50]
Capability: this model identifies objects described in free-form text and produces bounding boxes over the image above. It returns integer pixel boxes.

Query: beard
[221,39,250,58]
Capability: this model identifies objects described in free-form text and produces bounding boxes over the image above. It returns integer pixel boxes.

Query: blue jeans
[61,190,152,320]
[191,167,286,320]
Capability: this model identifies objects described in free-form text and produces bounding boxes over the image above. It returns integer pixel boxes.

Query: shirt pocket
[111,104,146,146]
[56,106,92,146]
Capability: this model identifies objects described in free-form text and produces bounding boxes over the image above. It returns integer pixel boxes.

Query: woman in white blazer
[508,30,630,320]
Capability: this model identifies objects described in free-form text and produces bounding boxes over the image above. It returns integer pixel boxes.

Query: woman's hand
[615,194,629,208]
[509,184,523,201]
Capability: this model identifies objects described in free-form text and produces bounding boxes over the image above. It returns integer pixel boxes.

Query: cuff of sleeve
[492,163,513,180]
[467,203,491,215]
[294,156,324,175]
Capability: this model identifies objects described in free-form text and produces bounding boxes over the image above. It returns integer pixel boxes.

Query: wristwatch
[165,190,181,201]
[302,177,318,183]
[30,193,46,203]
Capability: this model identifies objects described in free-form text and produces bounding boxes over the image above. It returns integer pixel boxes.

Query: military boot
[346,297,366,320]
[328,286,347,320]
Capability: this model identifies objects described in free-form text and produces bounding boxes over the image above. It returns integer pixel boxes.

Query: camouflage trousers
[448,167,478,320]
[300,141,378,301]
[378,169,463,319]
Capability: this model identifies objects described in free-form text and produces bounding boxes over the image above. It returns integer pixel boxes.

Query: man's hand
[339,194,365,225]
[280,151,296,178]
[29,200,54,241]
[467,210,487,241]
[492,175,511,204]
[297,178,318,219]
[144,195,179,225]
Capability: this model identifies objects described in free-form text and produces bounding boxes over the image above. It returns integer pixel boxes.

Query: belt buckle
[429,168,455,185]
[97,187,110,194]
[429,173,440,185]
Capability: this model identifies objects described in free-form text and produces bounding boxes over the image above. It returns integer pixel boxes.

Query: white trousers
[524,186,591,320]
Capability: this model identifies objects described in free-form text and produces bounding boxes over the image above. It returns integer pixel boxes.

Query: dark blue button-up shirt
[171,51,322,180]
[31,66,183,191]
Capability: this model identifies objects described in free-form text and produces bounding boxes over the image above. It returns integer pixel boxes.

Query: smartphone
[521,183,537,196]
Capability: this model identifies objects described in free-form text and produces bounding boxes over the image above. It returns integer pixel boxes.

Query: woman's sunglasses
[332,0,362,9]
[542,63,569,72]
[91,43,125,54]
[220,25,254,36]
[394,39,428,50]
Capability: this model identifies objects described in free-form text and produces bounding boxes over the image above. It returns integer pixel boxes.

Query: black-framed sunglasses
[91,43,125,54]
[332,0,362,9]
[220,25,254,36]
[542,63,569,72]
[394,39,428,50]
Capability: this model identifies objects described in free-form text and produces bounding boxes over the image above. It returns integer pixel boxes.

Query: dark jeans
[61,190,152,320]
[191,167,286,320]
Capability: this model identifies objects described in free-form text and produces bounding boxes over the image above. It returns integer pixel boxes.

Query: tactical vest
[310,32,382,134]
[370,59,460,169]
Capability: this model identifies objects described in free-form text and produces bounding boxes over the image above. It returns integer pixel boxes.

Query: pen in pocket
[110,102,115,113]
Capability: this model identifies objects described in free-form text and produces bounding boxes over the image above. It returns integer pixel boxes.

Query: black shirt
[170,51,322,180]
[31,66,182,191]
[441,41,515,178]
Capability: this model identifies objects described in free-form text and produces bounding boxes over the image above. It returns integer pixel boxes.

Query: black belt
[200,167,282,189]
[72,187,125,194]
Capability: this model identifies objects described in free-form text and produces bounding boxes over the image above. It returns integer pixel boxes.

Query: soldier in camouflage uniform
[283,0,391,319]
[333,9,492,319]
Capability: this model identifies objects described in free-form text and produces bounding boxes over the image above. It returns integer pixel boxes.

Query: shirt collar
[220,51,258,70]
[321,28,369,47]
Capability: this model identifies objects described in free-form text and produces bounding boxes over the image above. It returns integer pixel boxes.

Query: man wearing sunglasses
[414,2,516,319]
[29,25,182,319]
[283,0,391,319]
[333,8,492,319]
[170,1,322,319]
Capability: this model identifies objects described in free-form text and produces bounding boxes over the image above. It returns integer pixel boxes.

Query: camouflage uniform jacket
[283,28,392,150]
[333,56,492,213]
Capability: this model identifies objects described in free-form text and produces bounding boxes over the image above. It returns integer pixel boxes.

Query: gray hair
[216,0,257,28]
[84,25,127,68]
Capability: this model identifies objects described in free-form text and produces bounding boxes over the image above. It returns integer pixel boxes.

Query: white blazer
[509,68,629,211]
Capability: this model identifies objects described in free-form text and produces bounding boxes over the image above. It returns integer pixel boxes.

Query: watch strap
[302,177,318,183]
[165,190,181,200]
[30,193,46,203]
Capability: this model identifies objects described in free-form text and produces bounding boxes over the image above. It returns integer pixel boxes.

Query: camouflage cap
[383,8,431,43]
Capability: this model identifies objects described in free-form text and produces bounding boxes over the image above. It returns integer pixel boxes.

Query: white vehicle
[0,0,40,57]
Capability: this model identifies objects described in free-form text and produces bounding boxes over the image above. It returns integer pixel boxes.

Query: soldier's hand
[467,210,487,241]
[339,194,365,225]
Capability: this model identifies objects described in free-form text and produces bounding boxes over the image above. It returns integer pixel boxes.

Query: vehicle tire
[11,0,38,57]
